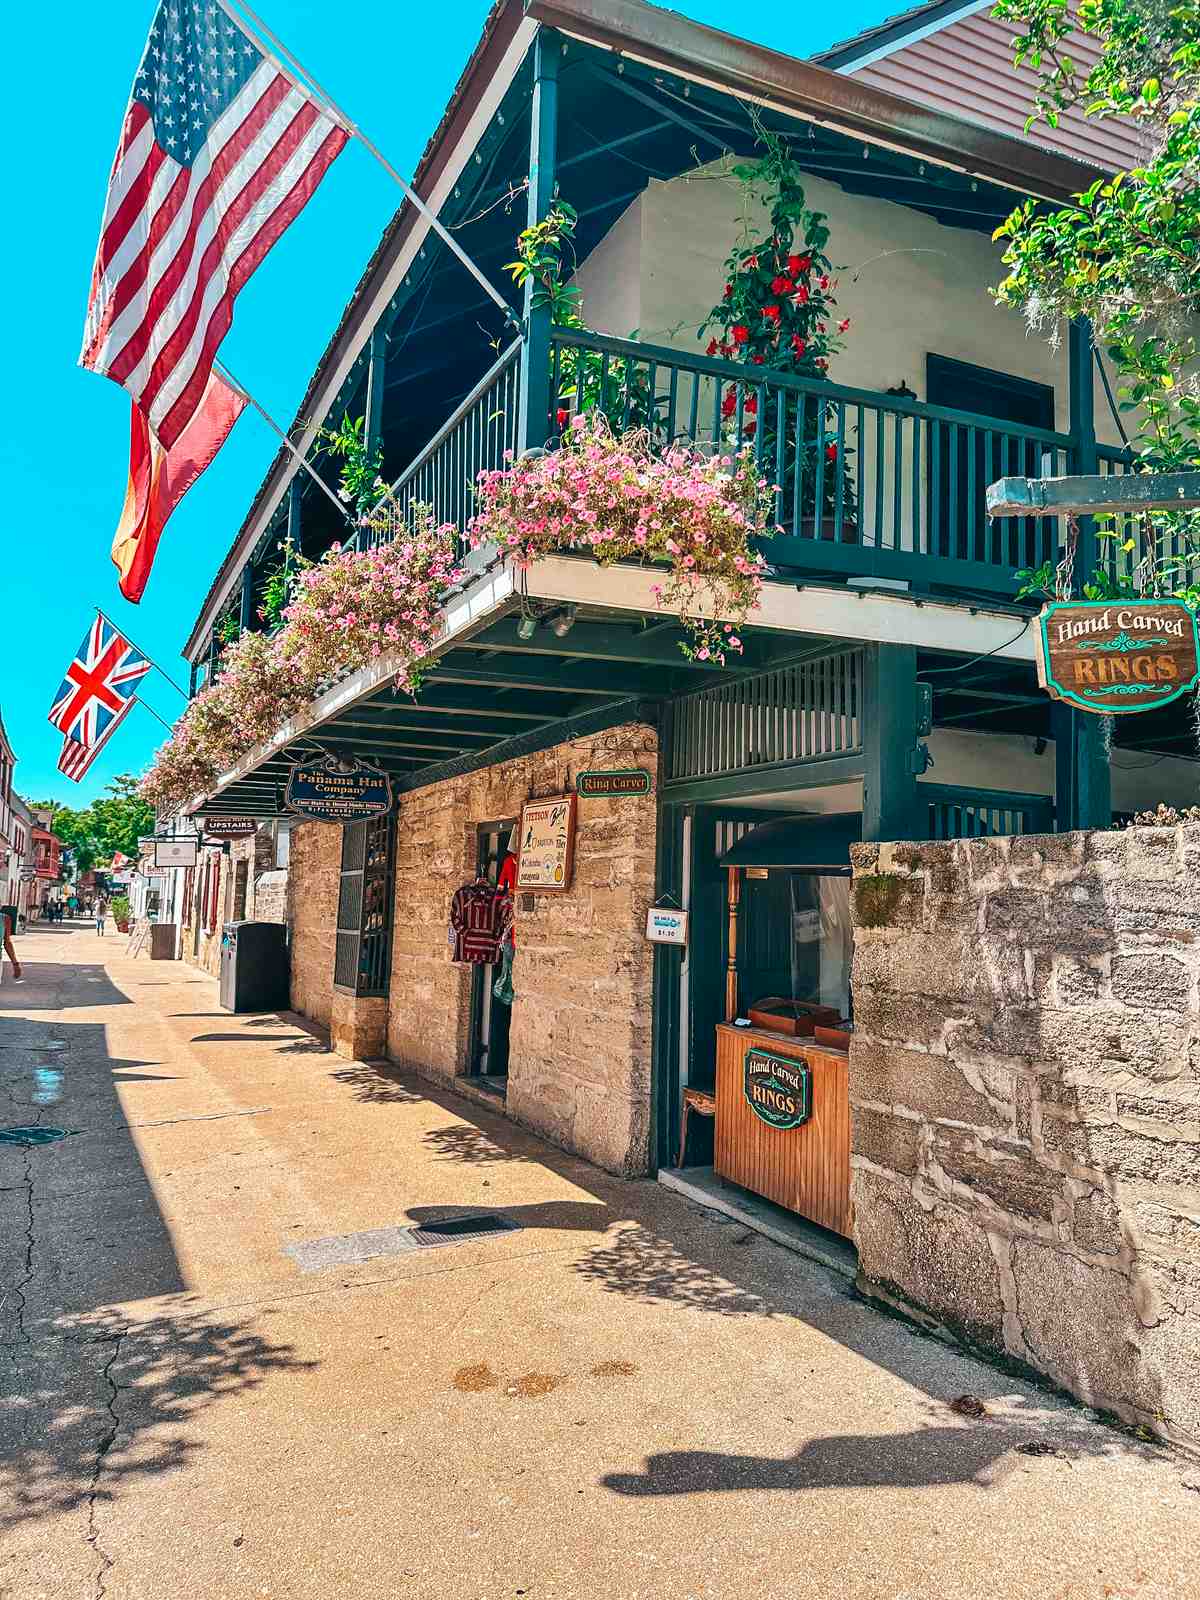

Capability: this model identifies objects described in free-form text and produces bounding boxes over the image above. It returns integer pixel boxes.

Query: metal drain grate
[0,1126,71,1147]
[409,1214,522,1249]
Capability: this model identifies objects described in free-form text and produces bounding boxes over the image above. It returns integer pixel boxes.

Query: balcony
[347,326,1137,605]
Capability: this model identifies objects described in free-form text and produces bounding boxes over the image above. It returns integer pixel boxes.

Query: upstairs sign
[1035,601,1200,715]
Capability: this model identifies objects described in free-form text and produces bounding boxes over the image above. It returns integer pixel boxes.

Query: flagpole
[136,698,176,734]
[213,359,355,529]
[216,0,520,331]
[95,608,190,701]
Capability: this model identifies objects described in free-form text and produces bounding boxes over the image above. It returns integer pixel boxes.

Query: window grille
[334,815,396,996]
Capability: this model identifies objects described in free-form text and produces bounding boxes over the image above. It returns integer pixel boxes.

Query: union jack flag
[49,616,151,748]
[58,698,136,783]
[79,0,347,449]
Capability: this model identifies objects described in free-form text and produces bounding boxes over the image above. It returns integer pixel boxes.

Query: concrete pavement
[2,921,1198,1600]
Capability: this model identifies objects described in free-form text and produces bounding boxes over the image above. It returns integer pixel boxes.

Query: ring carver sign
[744,1048,811,1132]
[1035,601,1200,715]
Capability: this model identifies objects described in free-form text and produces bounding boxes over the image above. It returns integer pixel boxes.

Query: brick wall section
[387,725,658,1177]
[287,822,340,1029]
[849,827,1200,1448]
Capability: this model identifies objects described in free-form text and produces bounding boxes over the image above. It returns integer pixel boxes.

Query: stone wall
[849,827,1200,1448]
[387,725,659,1176]
[287,821,340,1029]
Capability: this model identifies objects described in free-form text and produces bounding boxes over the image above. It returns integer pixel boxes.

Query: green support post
[517,27,559,454]
[286,476,302,554]
[1057,319,1112,831]
[862,643,922,842]
[239,563,254,635]
[364,322,387,466]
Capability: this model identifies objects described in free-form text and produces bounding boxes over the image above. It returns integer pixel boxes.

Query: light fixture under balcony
[550,605,577,639]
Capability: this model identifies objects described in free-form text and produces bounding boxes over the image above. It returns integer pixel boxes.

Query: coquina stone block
[851,825,1200,1448]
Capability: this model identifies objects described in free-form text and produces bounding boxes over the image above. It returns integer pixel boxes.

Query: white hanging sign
[645,906,688,946]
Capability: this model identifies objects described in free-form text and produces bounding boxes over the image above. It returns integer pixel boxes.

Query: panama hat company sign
[1035,600,1200,714]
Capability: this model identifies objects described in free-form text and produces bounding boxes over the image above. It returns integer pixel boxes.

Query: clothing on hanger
[449,876,514,965]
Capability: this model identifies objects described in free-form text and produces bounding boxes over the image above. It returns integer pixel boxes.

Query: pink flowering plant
[140,500,463,814]
[468,412,772,663]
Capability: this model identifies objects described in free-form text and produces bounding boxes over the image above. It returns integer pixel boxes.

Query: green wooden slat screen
[666,650,863,783]
[925,786,1053,839]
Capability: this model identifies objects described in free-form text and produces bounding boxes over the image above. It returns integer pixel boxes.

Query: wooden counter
[714,1023,851,1237]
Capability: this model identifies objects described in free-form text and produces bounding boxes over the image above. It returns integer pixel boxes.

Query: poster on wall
[1035,600,1200,715]
[515,794,577,893]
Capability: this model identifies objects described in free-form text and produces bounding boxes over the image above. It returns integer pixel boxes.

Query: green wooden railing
[925,785,1053,838]
[354,339,522,552]
[550,328,1075,598]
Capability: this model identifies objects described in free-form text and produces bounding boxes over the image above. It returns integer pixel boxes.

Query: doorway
[926,354,1055,566]
[468,818,517,1088]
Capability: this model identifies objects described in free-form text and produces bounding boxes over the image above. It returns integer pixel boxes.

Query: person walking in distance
[0,900,22,980]
[94,899,107,936]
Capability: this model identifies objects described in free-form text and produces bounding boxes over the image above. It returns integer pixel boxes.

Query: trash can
[219,921,289,1013]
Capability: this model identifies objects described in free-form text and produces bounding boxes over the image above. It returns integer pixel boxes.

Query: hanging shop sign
[1035,601,1200,715]
[153,839,198,869]
[515,794,577,892]
[285,756,393,823]
[576,768,653,798]
[198,816,258,842]
[645,906,688,946]
[744,1048,812,1132]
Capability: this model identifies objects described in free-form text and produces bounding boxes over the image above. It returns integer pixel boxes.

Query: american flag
[58,698,136,784]
[80,0,347,449]
[48,616,151,748]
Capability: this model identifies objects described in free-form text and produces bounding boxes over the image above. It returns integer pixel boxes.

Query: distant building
[0,709,28,913]
[29,809,64,914]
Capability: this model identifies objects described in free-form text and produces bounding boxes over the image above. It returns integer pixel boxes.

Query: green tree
[31,776,154,876]
[992,0,1200,597]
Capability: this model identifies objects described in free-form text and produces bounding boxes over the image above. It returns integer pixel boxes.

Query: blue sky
[3,0,894,805]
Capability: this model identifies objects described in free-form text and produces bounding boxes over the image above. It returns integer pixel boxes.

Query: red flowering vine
[699,130,855,526]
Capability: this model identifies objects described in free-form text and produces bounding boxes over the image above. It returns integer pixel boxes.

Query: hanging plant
[141,501,463,815]
[699,129,855,527]
[468,411,771,663]
[507,198,655,436]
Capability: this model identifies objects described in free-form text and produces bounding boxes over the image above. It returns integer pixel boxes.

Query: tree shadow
[422,1123,530,1164]
[0,1302,315,1535]
[573,1223,773,1317]
[329,1062,425,1103]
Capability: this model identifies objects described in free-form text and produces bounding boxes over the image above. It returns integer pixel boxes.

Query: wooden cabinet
[714,1023,852,1238]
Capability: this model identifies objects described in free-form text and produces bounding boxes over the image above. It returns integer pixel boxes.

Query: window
[232,858,249,922]
[333,816,395,996]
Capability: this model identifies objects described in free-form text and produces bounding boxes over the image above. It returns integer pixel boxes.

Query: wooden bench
[676,1086,717,1168]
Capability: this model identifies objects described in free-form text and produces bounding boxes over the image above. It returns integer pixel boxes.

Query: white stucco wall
[617,161,1122,447]
[923,727,1200,811]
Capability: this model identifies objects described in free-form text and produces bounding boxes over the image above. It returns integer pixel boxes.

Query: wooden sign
[1035,600,1200,715]
[286,756,392,823]
[199,816,258,841]
[576,769,653,798]
[515,794,577,892]
[645,906,688,946]
[744,1048,811,1131]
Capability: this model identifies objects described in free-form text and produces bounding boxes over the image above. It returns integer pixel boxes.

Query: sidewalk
[2,925,1197,1599]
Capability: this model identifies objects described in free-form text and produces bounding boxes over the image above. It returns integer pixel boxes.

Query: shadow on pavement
[598,1410,1144,1496]
[0,1302,314,1537]
[325,1059,1163,1495]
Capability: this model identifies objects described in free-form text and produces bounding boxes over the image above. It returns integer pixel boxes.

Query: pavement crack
[86,1328,127,1600]
[0,1113,44,1346]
